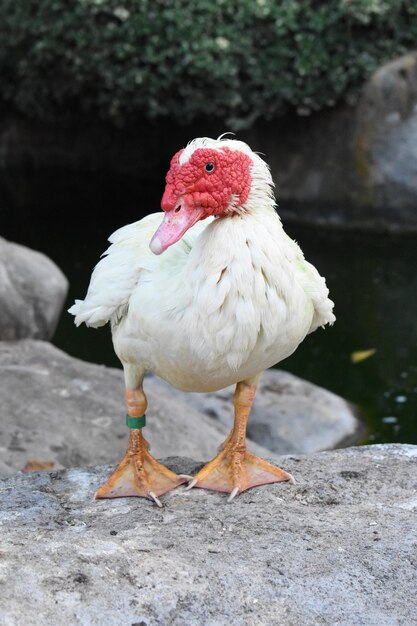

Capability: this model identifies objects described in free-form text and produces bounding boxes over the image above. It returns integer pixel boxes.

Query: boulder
[0,340,272,475]
[155,371,362,454]
[0,340,362,475]
[1,445,416,625]
[255,52,417,232]
[0,237,68,341]
[356,52,417,221]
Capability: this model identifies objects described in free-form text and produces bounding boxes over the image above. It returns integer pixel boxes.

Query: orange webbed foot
[185,380,294,502]
[96,430,187,505]
[186,446,294,502]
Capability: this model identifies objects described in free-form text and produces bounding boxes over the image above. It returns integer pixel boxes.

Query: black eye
[205,162,215,173]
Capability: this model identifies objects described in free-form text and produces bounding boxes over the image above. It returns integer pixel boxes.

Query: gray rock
[1,444,416,626]
[155,370,362,454]
[271,52,417,232]
[0,237,68,340]
[0,341,361,475]
[356,52,417,222]
[0,340,272,475]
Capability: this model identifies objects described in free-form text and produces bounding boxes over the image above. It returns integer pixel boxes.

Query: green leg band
[126,414,146,429]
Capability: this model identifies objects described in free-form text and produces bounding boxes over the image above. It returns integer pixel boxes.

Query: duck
[69,136,335,505]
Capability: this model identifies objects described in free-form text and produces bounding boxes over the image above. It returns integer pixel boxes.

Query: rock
[255,52,417,232]
[1,444,416,625]
[0,340,272,475]
[0,341,362,475]
[155,370,362,454]
[0,237,68,340]
[356,52,417,221]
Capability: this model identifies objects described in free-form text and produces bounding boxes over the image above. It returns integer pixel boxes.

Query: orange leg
[96,387,188,505]
[186,381,294,502]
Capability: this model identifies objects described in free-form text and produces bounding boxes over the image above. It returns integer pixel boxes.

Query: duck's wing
[69,212,210,328]
[285,234,336,333]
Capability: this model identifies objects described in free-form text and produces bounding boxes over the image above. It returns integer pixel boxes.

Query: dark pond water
[1,171,417,445]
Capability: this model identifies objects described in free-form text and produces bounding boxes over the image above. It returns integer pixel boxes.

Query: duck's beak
[150,204,205,255]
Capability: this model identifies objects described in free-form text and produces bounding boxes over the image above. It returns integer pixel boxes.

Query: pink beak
[150,204,204,255]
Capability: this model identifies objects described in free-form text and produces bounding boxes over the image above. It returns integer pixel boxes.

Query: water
[281,226,417,445]
[1,171,416,445]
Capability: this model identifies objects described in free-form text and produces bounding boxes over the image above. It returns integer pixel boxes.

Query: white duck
[69,136,335,505]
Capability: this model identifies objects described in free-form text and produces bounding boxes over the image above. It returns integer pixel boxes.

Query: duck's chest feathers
[178,213,312,371]
[115,212,313,391]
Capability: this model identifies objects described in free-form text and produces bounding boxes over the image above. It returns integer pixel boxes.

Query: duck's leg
[96,381,187,504]
[187,378,294,501]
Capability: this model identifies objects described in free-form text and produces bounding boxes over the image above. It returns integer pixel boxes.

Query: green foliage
[0,0,416,128]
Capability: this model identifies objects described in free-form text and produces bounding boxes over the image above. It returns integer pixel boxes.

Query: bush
[0,0,416,129]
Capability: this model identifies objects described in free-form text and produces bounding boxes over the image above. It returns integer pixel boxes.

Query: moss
[1,0,417,128]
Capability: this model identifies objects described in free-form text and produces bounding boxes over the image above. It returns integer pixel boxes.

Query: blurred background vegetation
[1,0,417,128]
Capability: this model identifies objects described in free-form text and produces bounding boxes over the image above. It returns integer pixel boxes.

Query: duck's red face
[150,146,252,255]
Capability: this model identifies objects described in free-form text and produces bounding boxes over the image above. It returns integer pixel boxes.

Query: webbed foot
[186,445,294,502]
[96,430,187,502]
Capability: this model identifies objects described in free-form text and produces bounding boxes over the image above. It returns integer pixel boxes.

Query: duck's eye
[205,162,215,173]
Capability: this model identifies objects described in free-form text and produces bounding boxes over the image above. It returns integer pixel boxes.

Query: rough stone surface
[0,340,361,475]
[0,237,68,340]
[1,445,416,625]
[156,370,362,454]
